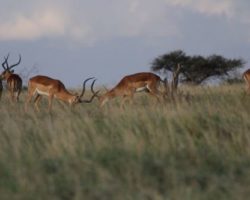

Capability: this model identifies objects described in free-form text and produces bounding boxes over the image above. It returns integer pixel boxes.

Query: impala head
[71,77,99,105]
[69,95,81,105]
[1,54,21,80]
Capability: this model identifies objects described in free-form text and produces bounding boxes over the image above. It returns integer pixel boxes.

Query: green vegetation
[0,84,250,200]
[151,50,244,85]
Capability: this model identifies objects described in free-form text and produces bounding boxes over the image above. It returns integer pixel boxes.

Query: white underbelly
[35,89,49,96]
[136,86,148,92]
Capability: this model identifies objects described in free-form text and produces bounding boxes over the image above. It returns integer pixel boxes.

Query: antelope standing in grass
[1,54,22,102]
[97,72,167,108]
[25,75,99,112]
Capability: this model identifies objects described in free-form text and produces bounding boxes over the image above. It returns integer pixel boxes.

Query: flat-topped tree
[151,50,244,85]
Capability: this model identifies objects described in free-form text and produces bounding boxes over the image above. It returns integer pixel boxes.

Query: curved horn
[90,79,101,97]
[79,77,95,98]
[9,54,21,69]
[2,53,10,70]
[79,78,100,103]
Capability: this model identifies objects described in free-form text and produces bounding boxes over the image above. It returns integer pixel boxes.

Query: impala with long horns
[25,75,99,112]
[97,72,166,108]
[1,54,22,102]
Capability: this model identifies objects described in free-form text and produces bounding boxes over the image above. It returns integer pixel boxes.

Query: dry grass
[0,84,250,200]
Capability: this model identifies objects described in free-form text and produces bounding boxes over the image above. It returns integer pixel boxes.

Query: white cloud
[0,2,92,42]
[89,0,180,40]
[0,0,180,43]
[0,0,249,43]
[0,8,67,41]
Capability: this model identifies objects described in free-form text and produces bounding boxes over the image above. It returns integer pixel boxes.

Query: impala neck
[55,89,76,104]
[99,89,117,107]
[1,71,12,80]
[102,89,118,100]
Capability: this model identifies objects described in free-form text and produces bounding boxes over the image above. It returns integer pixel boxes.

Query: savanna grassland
[1,84,250,200]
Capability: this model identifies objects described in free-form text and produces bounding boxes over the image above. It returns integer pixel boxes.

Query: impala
[25,75,99,112]
[97,72,166,108]
[243,69,250,94]
[1,54,22,102]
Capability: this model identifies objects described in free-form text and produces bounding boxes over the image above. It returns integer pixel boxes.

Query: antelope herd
[0,53,249,112]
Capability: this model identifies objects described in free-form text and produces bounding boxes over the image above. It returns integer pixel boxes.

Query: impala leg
[147,82,161,102]
[120,96,128,110]
[148,88,161,103]
[48,95,53,112]
[120,91,134,109]
[8,82,15,102]
[127,92,134,106]
[16,89,21,102]
[25,88,35,112]
[14,92,18,102]
[8,90,12,101]
[13,91,19,102]
[25,94,33,112]
[100,96,109,108]
[9,90,15,102]
[152,92,161,102]
[147,86,159,100]
[34,94,42,112]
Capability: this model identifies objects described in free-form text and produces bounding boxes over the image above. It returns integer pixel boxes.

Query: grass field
[0,84,250,200]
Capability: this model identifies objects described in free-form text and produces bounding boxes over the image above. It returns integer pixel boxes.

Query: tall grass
[0,84,250,200]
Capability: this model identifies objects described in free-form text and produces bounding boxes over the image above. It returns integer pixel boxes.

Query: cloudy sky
[0,0,249,87]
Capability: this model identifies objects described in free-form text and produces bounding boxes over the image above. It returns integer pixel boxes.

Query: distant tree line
[151,50,245,85]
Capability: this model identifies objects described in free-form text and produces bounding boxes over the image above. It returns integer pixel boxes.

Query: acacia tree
[151,50,244,85]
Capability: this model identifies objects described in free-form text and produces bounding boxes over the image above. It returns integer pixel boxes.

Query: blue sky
[0,0,249,87]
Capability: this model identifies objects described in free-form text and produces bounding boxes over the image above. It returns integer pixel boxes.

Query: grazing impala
[97,72,166,108]
[1,54,22,102]
[243,69,250,94]
[25,75,99,112]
